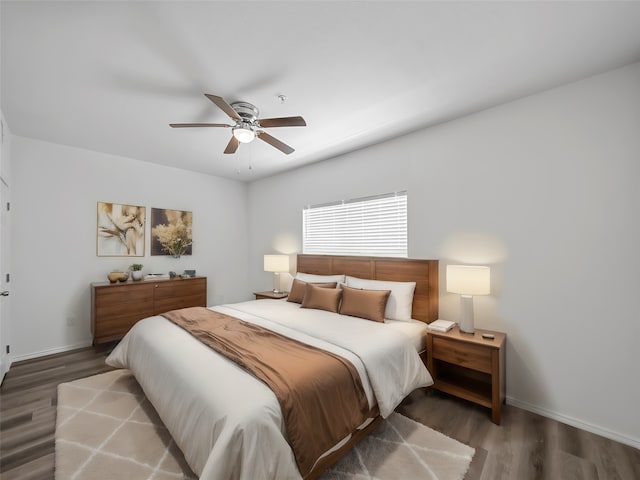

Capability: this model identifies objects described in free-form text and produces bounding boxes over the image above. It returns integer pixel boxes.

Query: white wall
[11,136,250,359]
[248,62,640,447]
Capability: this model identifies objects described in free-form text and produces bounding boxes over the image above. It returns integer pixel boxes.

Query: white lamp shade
[264,254,290,273]
[446,265,490,295]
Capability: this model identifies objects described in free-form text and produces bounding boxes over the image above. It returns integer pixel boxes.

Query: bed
[106,254,439,480]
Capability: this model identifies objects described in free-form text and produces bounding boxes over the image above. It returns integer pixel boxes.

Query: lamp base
[459,294,475,334]
[272,272,282,294]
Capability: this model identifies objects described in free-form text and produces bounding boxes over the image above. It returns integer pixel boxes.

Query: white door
[0,178,10,382]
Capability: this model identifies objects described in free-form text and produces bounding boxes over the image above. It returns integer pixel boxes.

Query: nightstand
[426,326,506,424]
[253,291,288,300]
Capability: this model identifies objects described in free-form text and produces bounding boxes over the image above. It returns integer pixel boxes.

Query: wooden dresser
[91,276,207,344]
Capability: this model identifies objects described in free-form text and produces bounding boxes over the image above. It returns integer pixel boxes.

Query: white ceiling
[2,1,640,182]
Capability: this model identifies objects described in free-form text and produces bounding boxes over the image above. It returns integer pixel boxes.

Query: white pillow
[295,272,346,284]
[345,276,416,321]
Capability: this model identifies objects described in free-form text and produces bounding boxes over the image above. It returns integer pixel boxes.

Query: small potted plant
[130,263,144,281]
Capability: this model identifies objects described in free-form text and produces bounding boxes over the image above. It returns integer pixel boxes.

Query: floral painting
[97,202,146,256]
[151,208,193,257]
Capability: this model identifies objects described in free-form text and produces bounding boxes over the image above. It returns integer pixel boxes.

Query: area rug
[55,369,474,480]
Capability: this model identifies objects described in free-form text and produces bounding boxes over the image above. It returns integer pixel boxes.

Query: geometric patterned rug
[55,369,474,480]
[55,369,196,479]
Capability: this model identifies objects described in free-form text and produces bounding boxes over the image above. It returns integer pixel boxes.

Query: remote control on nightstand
[482,333,495,340]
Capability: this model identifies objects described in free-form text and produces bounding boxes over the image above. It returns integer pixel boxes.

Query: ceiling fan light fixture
[232,125,256,143]
[171,94,304,154]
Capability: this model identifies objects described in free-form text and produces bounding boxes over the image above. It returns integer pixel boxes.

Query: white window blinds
[302,191,408,257]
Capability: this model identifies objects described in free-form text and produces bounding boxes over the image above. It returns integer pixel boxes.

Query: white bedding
[106,300,433,480]
[254,298,428,352]
[384,318,428,352]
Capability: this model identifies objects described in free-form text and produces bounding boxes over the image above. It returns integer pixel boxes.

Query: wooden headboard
[296,254,439,324]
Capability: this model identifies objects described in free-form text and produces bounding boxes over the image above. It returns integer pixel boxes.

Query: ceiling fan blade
[170,123,231,128]
[258,116,307,128]
[257,131,295,154]
[204,94,241,121]
[224,136,240,154]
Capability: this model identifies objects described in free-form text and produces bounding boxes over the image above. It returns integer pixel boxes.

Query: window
[302,191,407,257]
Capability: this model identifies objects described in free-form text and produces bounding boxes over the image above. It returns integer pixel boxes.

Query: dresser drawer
[94,283,153,306]
[432,336,492,373]
[153,277,206,299]
[154,293,206,314]
[94,311,151,339]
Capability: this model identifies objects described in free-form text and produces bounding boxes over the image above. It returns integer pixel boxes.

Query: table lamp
[264,254,290,294]
[446,265,490,334]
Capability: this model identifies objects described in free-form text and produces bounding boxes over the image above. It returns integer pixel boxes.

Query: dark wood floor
[0,345,116,480]
[1,346,639,480]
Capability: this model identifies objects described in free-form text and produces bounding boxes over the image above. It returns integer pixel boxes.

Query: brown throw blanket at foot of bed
[162,307,371,478]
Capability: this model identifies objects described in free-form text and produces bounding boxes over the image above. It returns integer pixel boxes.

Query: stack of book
[144,273,169,280]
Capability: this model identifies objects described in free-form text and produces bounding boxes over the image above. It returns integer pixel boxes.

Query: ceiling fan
[170,94,306,155]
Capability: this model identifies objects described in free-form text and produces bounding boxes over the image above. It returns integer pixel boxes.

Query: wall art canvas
[96,202,146,257]
[151,208,193,257]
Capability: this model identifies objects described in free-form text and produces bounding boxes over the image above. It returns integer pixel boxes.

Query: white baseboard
[0,356,11,384]
[11,341,93,363]
[506,396,640,450]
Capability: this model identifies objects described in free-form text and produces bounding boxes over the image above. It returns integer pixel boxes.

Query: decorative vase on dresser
[130,263,144,281]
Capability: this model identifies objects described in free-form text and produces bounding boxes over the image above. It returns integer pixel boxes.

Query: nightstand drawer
[432,337,492,373]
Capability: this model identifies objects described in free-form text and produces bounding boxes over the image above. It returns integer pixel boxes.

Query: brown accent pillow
[339,285,391,323]
[287,279,337,304]
[300,283,342,313]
